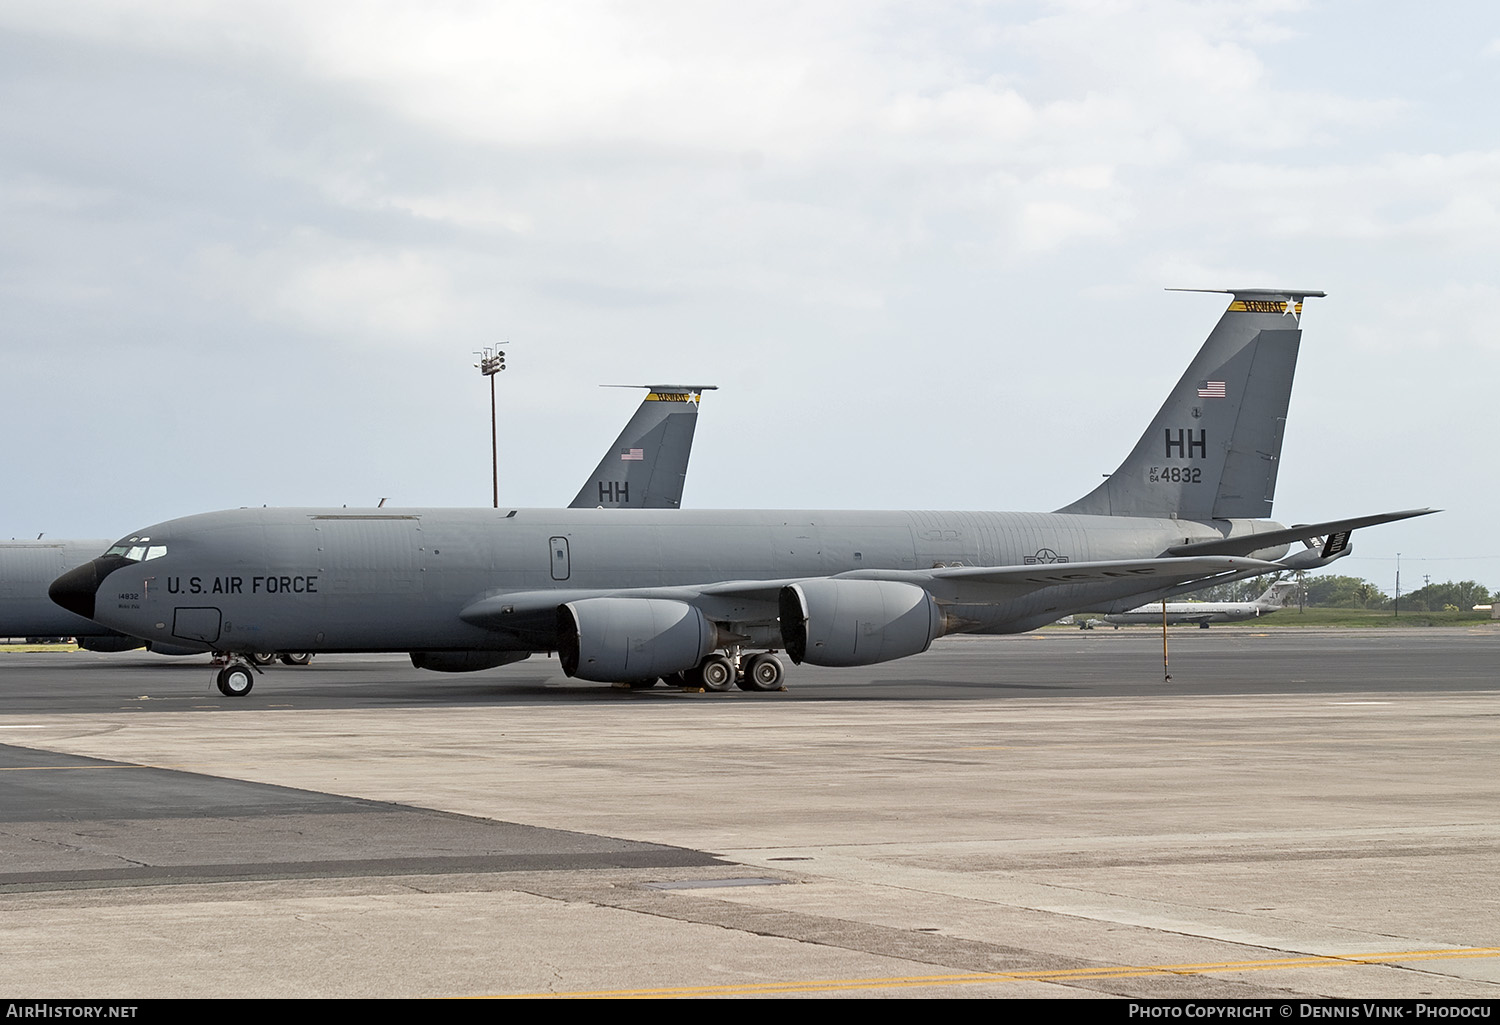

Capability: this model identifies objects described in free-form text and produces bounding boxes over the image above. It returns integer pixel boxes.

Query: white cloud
[194,235,481,345]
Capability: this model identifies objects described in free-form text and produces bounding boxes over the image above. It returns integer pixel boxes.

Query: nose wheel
[215,662,256,697]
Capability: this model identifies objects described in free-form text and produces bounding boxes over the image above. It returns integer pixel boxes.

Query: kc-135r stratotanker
[51,290,1433,696]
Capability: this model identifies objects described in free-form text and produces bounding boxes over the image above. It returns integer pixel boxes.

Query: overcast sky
[3,1,1496,592]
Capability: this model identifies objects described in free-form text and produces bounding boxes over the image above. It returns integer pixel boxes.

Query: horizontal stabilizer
[1164,509,1438,558]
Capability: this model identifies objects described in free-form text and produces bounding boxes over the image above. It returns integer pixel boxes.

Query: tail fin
[1256,579,1299,608]
[1059,289,1324,521]
[569,385,717,509]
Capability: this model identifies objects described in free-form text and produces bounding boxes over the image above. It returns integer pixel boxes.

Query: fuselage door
[550,536,570,581]
[172,606,222,645]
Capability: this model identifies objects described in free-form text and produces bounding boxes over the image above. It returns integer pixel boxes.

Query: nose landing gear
[214,661,257,697]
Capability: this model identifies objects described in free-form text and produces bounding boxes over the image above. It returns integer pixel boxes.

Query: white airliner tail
[1256,579,1299,609]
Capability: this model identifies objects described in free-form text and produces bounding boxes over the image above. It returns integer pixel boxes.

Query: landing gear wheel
[278,653,312,666]
[216,664,254,697]
[694,654,735,692]
[659,671,689,688]
[739,653,785,692]
[250,652,276,666]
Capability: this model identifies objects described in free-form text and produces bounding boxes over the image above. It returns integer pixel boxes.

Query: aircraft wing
[831,556,1281,607]
[458,555,1281,636]
[841,555,1275,588]
[1163,509,1438,559]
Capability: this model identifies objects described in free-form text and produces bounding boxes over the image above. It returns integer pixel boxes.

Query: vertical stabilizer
[1059,289,1324,521]
[569,385,716,509]
[1257,579,1299,608]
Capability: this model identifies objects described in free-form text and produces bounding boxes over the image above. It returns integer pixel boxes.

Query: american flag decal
[620,448,644,461]
[1197,381,1226,398]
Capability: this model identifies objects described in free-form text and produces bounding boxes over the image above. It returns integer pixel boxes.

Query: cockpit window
[105,537,166,562]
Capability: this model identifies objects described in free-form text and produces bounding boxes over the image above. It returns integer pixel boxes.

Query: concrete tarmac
[1,627,1498,998]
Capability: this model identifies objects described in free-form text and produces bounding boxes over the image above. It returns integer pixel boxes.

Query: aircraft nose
[48,557,116,620]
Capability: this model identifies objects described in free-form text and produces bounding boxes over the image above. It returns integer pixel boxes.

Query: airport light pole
[474,346,507,509]
[1394,552,1401,619]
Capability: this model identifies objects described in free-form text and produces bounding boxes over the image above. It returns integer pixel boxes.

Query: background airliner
[1095,579,1300,628]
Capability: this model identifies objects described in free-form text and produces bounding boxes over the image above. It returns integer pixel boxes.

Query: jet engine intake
[556,598,719,682]
[779,579,946,667]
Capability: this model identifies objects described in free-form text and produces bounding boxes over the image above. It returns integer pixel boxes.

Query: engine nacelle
[779,579,946,667]
[410,650,531,673]
[557,598,718,682]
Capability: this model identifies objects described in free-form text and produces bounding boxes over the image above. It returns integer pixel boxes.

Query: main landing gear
[740,652,786,691]
[250,651,313,666]
[688,653,735,691]
[674,651,786,693]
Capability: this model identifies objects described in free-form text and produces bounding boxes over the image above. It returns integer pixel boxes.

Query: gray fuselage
[77,506,1289,655]
[1,540,113,639]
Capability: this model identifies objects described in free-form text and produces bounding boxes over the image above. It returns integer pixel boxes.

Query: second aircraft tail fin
[1059,289,1324,522]
[1256,579,1299,608]
[570,385,717,509]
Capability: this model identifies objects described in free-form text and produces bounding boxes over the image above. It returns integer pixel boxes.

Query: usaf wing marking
[51,288,1436,697]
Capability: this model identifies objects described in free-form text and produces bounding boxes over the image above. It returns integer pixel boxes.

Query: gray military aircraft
[50,289,1434,697]
[1097,578,1300,628]
[10,384,711,655]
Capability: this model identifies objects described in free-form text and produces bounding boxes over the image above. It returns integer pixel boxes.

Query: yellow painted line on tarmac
[489,946,1500,998]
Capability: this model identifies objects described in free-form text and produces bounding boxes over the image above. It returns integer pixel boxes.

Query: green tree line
[1189,575,1493,611]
